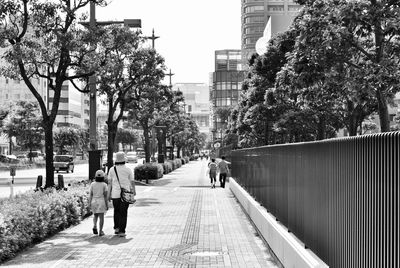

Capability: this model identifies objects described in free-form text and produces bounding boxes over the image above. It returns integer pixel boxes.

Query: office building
[241,0,301,65]
[173,83,210,139]
[209,50,246,144]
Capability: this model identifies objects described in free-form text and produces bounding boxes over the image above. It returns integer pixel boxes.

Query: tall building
[173,83,210,139]
[209,50,245,145]
[241,0,301,65]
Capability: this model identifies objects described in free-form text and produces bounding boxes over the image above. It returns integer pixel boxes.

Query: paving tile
[2,160,282,268]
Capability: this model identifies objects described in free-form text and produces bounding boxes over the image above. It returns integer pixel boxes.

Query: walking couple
[88,152,136,237]
[207,156,230,188]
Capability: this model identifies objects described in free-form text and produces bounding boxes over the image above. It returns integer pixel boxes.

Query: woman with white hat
[107,152,136,237]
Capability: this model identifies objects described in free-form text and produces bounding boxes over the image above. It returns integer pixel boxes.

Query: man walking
[217,156,230,188]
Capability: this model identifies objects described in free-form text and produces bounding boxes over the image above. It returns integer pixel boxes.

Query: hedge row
[134,163,164,183]
[0,184,91,263]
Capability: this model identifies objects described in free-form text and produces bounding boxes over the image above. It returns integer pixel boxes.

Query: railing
[231,132,400,268]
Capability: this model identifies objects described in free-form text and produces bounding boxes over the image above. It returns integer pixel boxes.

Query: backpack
[209,162,217,173]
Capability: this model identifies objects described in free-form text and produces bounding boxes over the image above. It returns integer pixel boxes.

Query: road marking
[213,191,225,235]
[142,187,154,193]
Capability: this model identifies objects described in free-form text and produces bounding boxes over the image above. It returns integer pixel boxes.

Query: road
[0,160,143,199]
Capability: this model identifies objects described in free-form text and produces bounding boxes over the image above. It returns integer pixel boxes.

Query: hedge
[134,163,163,183]
[184,156,190,163]
[0,183,91,263]
[162,161,173,174]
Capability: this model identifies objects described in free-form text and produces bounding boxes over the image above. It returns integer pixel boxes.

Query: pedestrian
[88,170,108,236]
[107,152,136,237]
[207,158,218,188]
[217,156,230,188]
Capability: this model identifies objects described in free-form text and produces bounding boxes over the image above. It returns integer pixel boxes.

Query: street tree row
[227,0,400,148]
[0,0,203,187]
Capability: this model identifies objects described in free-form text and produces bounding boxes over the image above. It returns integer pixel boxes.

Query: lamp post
[86,1,141,180]
[155,125,167,163]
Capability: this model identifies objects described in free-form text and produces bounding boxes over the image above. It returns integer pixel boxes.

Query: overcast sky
[91,0,241,85]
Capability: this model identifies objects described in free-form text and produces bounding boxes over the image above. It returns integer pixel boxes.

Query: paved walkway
[2,160,282,268]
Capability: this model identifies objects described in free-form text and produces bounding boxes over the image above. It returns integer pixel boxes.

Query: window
[245,37,259,44]
[216,54,228,60]
[245,26,264,34]
[245,5,264,13]
[244,16,264,23]
[217,62,227,70]
[268,5,284,12]
[288,5,301,11]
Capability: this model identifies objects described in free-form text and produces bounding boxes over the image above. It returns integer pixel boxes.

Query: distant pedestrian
[107,152,136,237]
[207,158,218,188]
[89,170,108,236]
[217,156,230,188]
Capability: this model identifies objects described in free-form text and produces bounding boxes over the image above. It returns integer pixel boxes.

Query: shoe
[99,231,105,236]
[114,228,119,235]
[118,232,126,237]
[92,228,98,235]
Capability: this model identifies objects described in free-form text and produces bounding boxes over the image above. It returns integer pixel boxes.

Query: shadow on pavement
[134,197,161,207]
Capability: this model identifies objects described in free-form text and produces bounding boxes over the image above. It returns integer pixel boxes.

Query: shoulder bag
[114,166,136,204]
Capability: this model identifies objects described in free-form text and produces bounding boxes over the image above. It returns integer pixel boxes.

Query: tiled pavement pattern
[2,160,282,268]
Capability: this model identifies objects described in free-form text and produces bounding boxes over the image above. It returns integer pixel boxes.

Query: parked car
[126,151,138,163]
[53,155,74,173]
[27,151,44,160]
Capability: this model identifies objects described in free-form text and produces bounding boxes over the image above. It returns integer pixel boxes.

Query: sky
[90,0,242,85]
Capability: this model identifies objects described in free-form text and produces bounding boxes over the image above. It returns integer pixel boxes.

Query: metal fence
[231,132,400,268]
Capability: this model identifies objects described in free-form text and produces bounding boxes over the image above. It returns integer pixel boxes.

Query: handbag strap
[114,166,122,188]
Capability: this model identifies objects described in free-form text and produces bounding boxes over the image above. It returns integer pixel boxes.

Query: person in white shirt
[107,152,136,237]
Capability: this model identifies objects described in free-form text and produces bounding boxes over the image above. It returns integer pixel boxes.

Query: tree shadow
[134,197,161,207]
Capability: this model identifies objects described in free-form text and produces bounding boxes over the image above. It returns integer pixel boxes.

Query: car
[126,152,138,163]
[53,155,74,173]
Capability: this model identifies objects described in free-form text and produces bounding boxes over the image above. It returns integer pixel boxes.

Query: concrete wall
[229,178,329,268]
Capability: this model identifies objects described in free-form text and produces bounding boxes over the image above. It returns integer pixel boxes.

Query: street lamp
[85,1,141,180]
[154,125,167,163]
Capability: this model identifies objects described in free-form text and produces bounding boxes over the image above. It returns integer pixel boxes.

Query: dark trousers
[112,198,129,233]
[210,172,216,184]
[219,173,227,188]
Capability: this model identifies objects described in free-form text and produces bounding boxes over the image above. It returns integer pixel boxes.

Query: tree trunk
[376,89,390,132]
[143,127,151,163]
[316,115,326,140]
[177,146,181,158]
[44,123,55,188]
[107,123,118,171]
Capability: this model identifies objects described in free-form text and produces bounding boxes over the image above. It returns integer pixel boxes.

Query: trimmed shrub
[0,184,91,263]
[180,158,185,165]
[134,163,163,183]
[162,161,173,174]
[184,156,190,163]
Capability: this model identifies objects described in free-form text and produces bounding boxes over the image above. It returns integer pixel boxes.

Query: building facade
[241,0,301,65]
[173,83,210,140]
[209,50,245,145]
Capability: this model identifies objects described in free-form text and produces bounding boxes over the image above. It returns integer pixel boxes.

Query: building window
[245,37,259,44]
[216,54,228,60]
[245,5,264,13]
[245,26,264,34]
[268,5,284,12]
[217,62,227,70]
[244,16,264,23]
[288,5,301,11]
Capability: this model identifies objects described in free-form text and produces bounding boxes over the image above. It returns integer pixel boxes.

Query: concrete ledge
[229,178,329,268]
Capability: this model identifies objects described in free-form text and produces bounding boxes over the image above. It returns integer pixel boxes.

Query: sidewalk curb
[229,178,329,268]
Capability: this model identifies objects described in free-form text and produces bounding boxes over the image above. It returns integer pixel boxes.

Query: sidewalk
[2,160,282,268]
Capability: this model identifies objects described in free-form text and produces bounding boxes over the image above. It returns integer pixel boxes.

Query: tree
[115,128,139,151]
[93,25,142,170]
[2,101,43,160]
[0,0,106,187]
[126,49,169,163]
[53,127,80,155]
[293,0,400,132]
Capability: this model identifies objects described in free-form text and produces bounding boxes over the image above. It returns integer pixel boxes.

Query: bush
[162,161,173,174]
[180,158,185,165]
[134,163,163,183]
[184,156,190,163]
[0,185,90,263]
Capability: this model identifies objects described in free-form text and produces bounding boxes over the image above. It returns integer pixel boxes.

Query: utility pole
[165,69,174,87]
[146,29,160,161]
[86,1,141,180]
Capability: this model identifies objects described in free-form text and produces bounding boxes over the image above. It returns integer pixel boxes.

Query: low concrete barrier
[229,178,329,268]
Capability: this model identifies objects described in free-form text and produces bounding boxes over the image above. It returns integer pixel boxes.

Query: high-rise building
[241,0,301,65]
[173,83,210,139]
[209,50,245,145]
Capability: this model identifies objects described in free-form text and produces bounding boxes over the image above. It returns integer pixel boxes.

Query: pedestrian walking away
[107,152,136,237]
[88,170,108,236]
[217,156,230,188]
[207,158,218,188]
